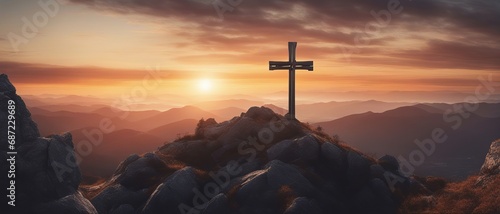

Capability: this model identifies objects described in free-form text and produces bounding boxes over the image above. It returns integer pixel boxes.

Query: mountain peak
[0,74,16,94]
[84,105,415,214]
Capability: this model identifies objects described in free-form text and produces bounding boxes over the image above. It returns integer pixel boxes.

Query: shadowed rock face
[475,139,500,186]
[0,74,96,214]
[480,140,500,176]
[88,106,411,214]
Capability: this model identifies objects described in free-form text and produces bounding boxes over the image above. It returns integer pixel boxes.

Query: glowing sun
[198,79,213,92]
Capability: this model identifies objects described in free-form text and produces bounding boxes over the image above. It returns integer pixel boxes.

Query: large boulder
[378,155,399,172]
[9,133,84,209]
[267,134,320,163]
[265,160,315,196]
[284,197,322,214]
[160,140,212,167]
[46,133,82,197]
[142,167,199,214]
[346,151,371,191]
[110,204,135,214]
[34,192,97,214]
[244,106,275,121]
[320,142,345,172]
[117,153,166,190]
[201,193,230,214]
[235,169,269,202]
[480,139,500,175]
[91,184,149,213]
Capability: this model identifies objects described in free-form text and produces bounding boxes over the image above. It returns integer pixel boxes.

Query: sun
[198,79,213,92]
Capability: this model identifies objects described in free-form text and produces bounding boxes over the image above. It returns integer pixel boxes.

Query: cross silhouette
[269,42,313,120]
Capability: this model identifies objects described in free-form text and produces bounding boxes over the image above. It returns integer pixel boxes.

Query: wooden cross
[269,42,313,120]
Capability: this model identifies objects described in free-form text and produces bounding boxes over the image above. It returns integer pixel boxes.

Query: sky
[0,0,499,104]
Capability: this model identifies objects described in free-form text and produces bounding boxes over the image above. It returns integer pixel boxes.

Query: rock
[235,169,269,202]
[266,160,315,196]
[10,133,81,205]
[47,133,81,198]
[0,74,40,149]
[113,154,140,175]
[0,74,16,92]
[266,134,319,163]
[321,142,345,171]
[352,185,378,213]
[200,120,231,140]
[346,151,370,190]
[244,106,275,121]
[142,167,199,214]
[370,164,385,179]
[110,204,135,214]
[0,85,87,214]
[91,184,149,214]
[201,193,229,214]
[480,139,500,175]
[370,178,396,213]
[295,135,320,161]
[284,197,322,214]
[161,140,211,167]
[195,118,218,138]
[118,153,166,190]
[378,155,399,172]
[211,117,260,161]
[34,191,97,214]
[267,139,295,161]
[217,158,261,180]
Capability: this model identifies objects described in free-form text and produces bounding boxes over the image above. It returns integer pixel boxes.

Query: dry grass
[277,185,297,212]
[400,175,500,214]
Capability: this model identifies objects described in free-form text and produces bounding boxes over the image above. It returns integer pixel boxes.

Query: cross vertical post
[269,42,313,120]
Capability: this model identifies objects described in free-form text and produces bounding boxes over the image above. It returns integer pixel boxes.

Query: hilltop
[1,74,498,213]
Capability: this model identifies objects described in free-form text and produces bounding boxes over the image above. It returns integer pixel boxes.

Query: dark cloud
[0,61,172,84]
[68,0,500,70]
[349,40,500,69]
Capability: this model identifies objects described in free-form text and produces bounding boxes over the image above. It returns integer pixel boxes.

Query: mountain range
[25,96,500,179]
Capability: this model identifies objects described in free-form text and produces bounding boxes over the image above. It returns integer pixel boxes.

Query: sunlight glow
[198,79,213,92]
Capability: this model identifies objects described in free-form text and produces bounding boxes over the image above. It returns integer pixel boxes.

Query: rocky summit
[1,73,414,214]
[83,106,415,214]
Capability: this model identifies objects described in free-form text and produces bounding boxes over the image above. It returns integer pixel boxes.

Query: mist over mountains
[24,95,500,179]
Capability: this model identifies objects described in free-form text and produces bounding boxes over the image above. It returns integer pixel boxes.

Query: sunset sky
[1,0,499,105]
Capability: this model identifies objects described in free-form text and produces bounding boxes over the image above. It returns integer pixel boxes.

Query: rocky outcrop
[87,105,411,214]
[475,139,500,186]
[480,139,500,176]
[0,74,96,213]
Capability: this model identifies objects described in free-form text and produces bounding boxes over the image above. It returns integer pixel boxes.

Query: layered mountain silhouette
[315,104,500,180]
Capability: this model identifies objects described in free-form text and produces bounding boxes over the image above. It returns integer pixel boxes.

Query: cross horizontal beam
[269,61,314,71]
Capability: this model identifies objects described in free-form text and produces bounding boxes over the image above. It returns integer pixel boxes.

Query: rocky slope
[0,74,96,213]
[399,139,500,213]
[81,106,418,214]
